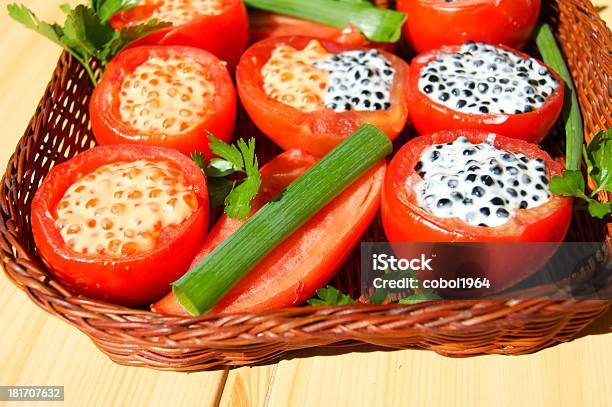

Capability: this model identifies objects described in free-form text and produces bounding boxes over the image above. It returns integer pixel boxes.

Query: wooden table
[0,1,610,406]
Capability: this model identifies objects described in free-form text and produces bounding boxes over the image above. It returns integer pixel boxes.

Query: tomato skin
[152,149,386,315]
[248,11,397,52]
[408,44,564,143]
[110,0,248,69]
[236,36,410,157]
[382,130,572,242]
[90,46,236,158]
[397,0,541,52]
[31,145,209,306]
[381,130,573,294]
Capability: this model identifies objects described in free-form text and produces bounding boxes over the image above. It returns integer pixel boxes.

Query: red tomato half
[237,36,410,157]
[381,130,573,293]
[152,149,386,315]
[382,130,572,242]
[408,44,564,143]
[90,46,236,158]
[31,145,209,306]
[110,0,248,69]
[248,11,396,52]
[397,0,541,52]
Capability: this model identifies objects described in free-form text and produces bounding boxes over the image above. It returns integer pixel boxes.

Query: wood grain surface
[0,1,610,406]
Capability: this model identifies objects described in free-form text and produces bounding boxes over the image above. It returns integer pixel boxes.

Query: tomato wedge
[31,145,209,306]
[408,43,564,143]
[237,36,409,157]
[110,0,249,69]
[381,130,572,293]
[152,149,386,315]
[90,46,236,158]
[397,0,541,52]
[248,11,396,52]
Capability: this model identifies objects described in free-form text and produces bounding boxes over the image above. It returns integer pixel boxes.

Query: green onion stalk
[244,0,406,43]
[172,125,393,315]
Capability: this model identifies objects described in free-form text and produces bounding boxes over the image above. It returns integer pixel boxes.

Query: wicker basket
[1,0,610,370]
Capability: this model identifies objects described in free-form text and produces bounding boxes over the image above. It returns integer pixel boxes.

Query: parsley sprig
[397,289,442,305]
[192,134,262,220]
[307,283,442,307]
[550,128,612,219]
[308,263,443,307]
[307,286,357,306]
[7,1,170,85]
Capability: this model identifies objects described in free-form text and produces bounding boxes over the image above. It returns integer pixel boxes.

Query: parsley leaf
[206,158,239,178]
[191,151,236,208]
[60,3,72,14]
[550,129,612,220]
[100,18,168,62]
[307,283,441,307]
[90,0,138,23]
[7,1,170,85]
[225,171,261,219]
[587,200,612,218]
[549,128,612,219]
[307,286,357,306]
[191,134,262,220]
[63,5,116,54]
[398,289,442,304]
[307,275,442,307]
[191,151,207,172]
[8,4,64,46]
[584,128,612,195]
[550,170,585,196]
[208,135,245,171]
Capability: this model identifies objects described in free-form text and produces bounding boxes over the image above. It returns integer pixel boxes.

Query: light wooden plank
[263,329,611,407]
[0,2,228,406]
[0,281,228,407]
[218,313,611,407]
[219,365,275,407]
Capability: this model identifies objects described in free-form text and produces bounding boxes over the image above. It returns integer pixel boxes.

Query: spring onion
[535,24,584,171]
[172,124,393,315]
[243,0,406,43]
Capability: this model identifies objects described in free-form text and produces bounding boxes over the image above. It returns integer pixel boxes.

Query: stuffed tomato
[381,130,573,293]
[237,36,409,157]
[90,46,236,158]
[153,149,385,315]
[249,11,396,52]
[110,0,248,69]
[397,0,540,52]
[408,42,564,143]
[31,145,209,306]
[382,130,572,241]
